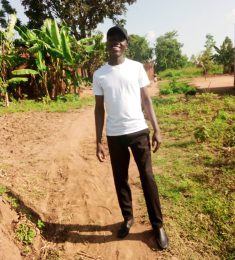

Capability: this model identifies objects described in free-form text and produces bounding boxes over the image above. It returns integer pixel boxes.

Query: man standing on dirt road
[93,26,168,250]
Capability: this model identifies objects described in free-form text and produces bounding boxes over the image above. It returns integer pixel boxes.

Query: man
[93,26,168,250]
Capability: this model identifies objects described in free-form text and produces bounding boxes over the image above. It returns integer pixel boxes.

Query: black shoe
[153,227,169,250]
[117,218,134,238]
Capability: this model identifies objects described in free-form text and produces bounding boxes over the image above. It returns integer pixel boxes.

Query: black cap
[107,25,128,41]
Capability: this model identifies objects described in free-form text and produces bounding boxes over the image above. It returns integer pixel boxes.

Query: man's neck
[108,56,125,66]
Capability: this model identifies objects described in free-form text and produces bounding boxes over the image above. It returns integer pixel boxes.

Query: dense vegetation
[0,14,106,106]
[1,0,137,38]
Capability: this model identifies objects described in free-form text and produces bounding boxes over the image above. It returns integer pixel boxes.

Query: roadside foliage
[0,15,106,106]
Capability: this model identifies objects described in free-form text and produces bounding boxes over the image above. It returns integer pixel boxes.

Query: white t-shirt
[93,58,150,136]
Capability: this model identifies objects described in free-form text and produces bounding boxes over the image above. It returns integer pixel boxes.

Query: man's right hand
[96,142,106,162]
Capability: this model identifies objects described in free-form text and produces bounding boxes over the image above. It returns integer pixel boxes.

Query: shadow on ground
[198,86,235,95]
[5,189,160,250]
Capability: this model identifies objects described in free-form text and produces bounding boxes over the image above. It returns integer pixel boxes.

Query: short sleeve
[92,73,104,96]
[138,64,150,88]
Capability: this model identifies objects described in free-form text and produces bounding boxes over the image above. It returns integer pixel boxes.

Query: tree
[21,0,137,39]
[155,31,187,72]
[213,36,234,74]
[0,0,21,28]
[21,0,51,29]
[196,34,215,77]
[126,34,153,63]
[0,14,31,106]
[204,34,216,50]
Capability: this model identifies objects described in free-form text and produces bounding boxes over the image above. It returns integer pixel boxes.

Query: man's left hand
[152,131,162,153]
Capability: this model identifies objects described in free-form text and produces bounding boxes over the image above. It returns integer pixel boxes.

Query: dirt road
[0,83,174,259]
[1,76,229,259]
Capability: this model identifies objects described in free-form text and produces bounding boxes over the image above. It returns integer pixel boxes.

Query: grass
[0,94,94,114]
[152,93,235,259]
[158,65,223,80]
[159,78,197,95]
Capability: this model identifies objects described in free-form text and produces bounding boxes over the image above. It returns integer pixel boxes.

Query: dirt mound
[0,198,21,260]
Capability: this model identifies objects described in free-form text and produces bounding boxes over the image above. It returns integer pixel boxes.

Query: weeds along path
[0,89,171,259]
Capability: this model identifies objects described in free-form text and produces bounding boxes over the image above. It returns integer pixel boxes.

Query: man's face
[106,33,128,58]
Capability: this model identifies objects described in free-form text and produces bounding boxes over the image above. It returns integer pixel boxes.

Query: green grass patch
[159,78,197,95]
[0,94,94,114]
[153,93,235,258]
[0,185,7,196]
[158,67,203,80]
[158,65,223,80]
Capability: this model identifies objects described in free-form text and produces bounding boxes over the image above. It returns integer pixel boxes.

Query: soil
[0,77,231,259]
[192,74,235,94]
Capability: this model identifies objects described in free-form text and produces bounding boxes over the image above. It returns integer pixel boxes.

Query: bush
[16,223,36,245]
[158,65,223,80]
[158,67,203,80]
[160,78,197,95]
[208,64,223,75]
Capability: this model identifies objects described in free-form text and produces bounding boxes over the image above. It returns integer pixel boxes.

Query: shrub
[158,67,203,80]
[160,78,197,95]
[194,125,210,142]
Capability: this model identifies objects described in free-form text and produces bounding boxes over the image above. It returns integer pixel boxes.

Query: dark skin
[95,32,162,162]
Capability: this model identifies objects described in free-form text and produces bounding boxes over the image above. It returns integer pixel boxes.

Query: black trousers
[107,128,163,229]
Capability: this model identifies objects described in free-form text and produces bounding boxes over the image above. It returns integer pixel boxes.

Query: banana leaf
[12,69,39,75]
[28,43,41,53]
[61,30,73,63]
[39,31,54,46]
[84,45,95,53]
[51,19,61,48]
[36,51,47,71]
[43,19,52,39]
[47,46,64,59]
[15,26,29,42]
[8,77,28,84]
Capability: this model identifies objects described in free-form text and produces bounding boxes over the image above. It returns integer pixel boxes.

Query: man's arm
[141,86,162,153]
[95,95,106,161]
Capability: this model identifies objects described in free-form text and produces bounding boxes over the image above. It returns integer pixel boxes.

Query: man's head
[107,25,128,42]
[106,26,128,59]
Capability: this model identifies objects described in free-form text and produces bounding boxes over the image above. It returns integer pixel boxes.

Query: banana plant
[16,19,100,98]
[0,69,38,106]
[0,14,18,106]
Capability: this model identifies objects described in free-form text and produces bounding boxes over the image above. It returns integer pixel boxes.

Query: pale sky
[5,0,235,58]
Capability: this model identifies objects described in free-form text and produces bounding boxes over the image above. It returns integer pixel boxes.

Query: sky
[5,0,235,58]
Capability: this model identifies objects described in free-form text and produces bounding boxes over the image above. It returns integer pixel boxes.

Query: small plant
[16,223,36,245]
[0,185,7,195]
[194,125,210,142]
[223,125,235,147]
[7,196,19,208]
[160,78,197,95]
[37,219,45,230]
